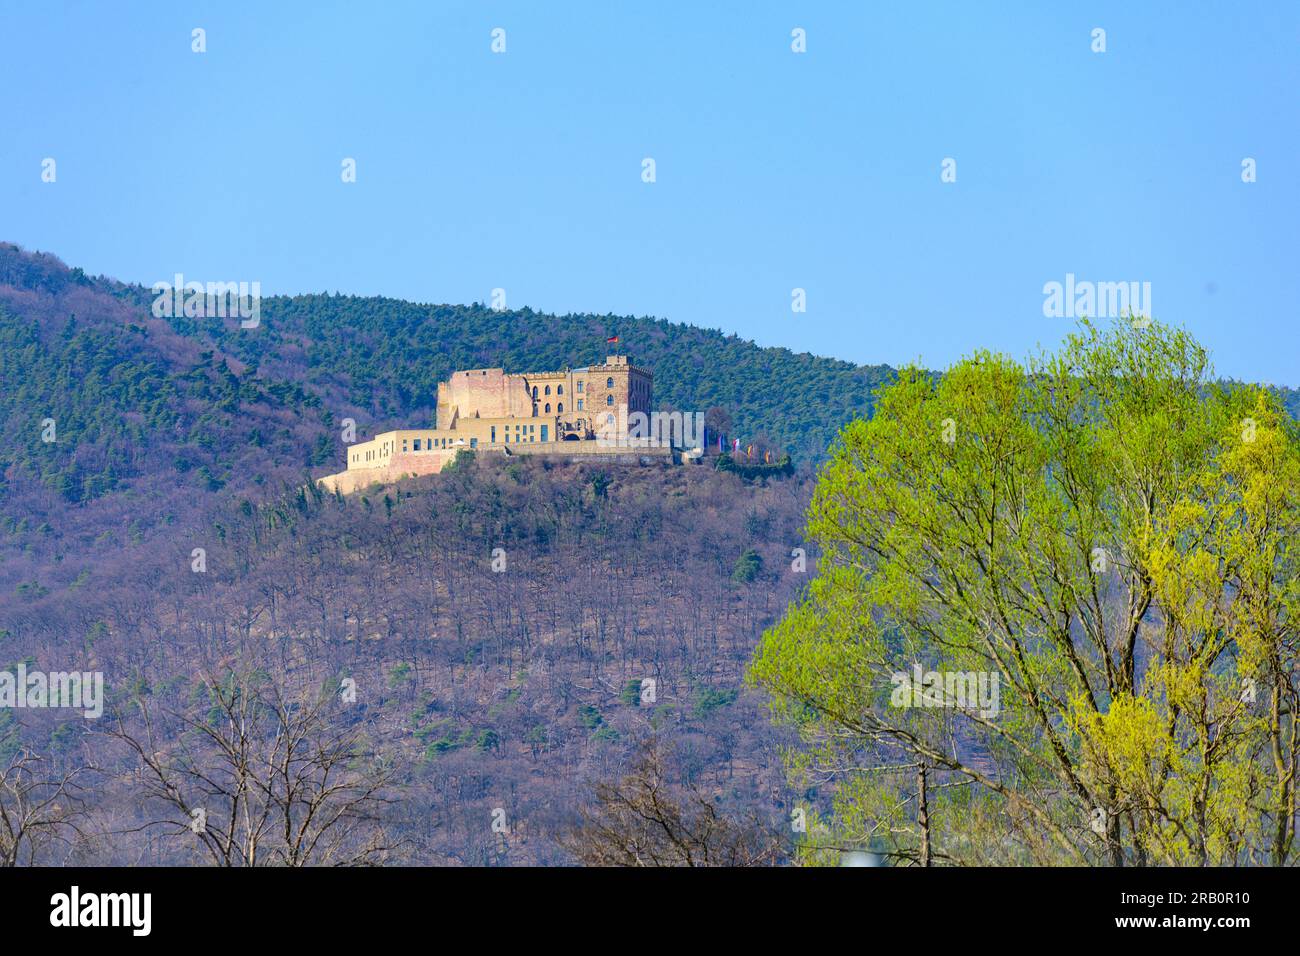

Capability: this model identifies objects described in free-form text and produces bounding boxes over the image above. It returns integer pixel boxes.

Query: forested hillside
[3,451,813,864]
[0,241,894,515]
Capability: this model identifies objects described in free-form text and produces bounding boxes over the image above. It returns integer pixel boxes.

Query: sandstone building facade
[318,355,666,493]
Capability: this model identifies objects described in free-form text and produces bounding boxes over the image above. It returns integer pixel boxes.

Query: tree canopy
[750,319,1300,866]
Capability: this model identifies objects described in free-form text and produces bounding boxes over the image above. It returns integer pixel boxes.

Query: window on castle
[576,381,584,393]
[414,439,421,451]
[545,403,551,413]
[606,377,614,388]
[557,385,563,394]
[577,399,584,410]
[532,404,538,416]
[606,395,613,405]
[491,426,496,442]
[557,402,563,413]
[544,385,551,395]
[607,414,615,425]
[532,387,538,398]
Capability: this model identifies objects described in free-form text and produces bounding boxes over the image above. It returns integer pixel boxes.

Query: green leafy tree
[731,548,763,584]
[691,687,739,721]
[309,433,334,466]
[750,320,1300,866]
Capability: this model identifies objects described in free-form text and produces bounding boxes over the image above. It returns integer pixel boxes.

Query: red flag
[606,335,619,344]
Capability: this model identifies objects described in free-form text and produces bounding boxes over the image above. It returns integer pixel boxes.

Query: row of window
[527,377,617,401]
[527,395,615,417]
[354,439,394,463]
[406,436,457,451]
[348,411,631,464]
[359,429,531,466]
[491,424,550,443]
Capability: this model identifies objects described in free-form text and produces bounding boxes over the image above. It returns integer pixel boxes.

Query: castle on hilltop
[317,355,682,494]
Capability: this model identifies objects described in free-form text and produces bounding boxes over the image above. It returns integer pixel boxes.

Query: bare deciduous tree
[560,740,783,866]
[0,749,90,866]
[110,670,401,866]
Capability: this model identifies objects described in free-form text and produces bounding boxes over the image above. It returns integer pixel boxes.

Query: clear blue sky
[3,1,1297,384]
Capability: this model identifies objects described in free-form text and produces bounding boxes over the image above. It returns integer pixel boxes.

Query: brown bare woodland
[2,456,810,864]
[560,739,784,866]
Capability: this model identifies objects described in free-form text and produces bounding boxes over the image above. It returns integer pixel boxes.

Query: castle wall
[317,441,672,494]
[497,441,673,463]
[437,368,534,424]
[318,448,456,494]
